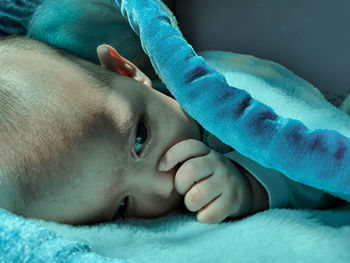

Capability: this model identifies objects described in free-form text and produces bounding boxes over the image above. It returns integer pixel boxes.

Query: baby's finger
[184,175,222,212]
[158,139,210,172]
[175,155,216,194]
[197,195,231,224]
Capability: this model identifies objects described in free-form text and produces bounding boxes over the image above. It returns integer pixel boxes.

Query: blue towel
[115,0,350,198]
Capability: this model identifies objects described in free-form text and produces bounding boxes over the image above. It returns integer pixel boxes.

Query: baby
[0,36,338,225]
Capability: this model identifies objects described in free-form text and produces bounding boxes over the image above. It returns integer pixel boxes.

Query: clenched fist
[158,139,253,223]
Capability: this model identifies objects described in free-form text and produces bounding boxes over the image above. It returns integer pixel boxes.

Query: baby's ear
[97,44,152,88]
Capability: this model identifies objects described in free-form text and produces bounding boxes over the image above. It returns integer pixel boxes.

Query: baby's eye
[134,119,148,155]
[114,197,129,220]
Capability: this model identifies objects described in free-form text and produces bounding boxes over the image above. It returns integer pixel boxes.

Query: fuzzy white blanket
[38,205,350,263]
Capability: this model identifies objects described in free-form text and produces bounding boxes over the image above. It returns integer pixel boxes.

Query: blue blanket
[114,0,350,199]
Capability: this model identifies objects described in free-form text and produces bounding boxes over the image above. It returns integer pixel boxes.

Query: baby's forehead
[15,111,117,205]
[2,47,113,192]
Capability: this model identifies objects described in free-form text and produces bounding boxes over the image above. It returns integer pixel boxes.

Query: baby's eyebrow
[117,115,135,138]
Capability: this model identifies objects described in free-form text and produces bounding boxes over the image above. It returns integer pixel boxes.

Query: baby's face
[7,45,201,225]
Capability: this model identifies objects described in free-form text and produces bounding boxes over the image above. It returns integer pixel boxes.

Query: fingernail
[158,160,167,171]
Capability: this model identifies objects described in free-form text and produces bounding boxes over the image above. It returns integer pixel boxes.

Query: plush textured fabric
[27,0,155,77]
[0,0,42,36]
[27,0,178,79]
[0,209,125,263]
[43,205,350,263]
[1,206,350,263]
[115,0,350,198]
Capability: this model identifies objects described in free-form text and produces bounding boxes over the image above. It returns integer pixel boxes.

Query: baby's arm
[158,139,268,223]
[234,162,269,215]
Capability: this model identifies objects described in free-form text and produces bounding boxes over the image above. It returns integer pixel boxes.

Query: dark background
[164,0,350,106]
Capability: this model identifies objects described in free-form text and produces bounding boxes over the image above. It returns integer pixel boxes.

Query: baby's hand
[158,139,252,223]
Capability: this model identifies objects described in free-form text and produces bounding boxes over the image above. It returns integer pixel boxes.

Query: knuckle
[183,159,196,174]
[188,139,200,147]
[187,139,208,153]
[208,148,220,158]
[186,138,199,146]
[207,174,223,190]
[207,151,222,168]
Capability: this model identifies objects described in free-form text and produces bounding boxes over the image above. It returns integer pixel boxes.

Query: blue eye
[134,120,148,154]
[114,197,129,220]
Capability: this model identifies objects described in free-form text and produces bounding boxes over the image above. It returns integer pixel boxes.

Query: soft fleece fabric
[0,0,42,36]
[1,205,350,263]
[199,50,350,203]
[115,0,350,199]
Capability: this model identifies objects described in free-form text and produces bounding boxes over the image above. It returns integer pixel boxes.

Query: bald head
[0,37,112,214]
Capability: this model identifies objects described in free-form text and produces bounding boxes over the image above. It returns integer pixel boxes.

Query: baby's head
[0,36,201,225]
